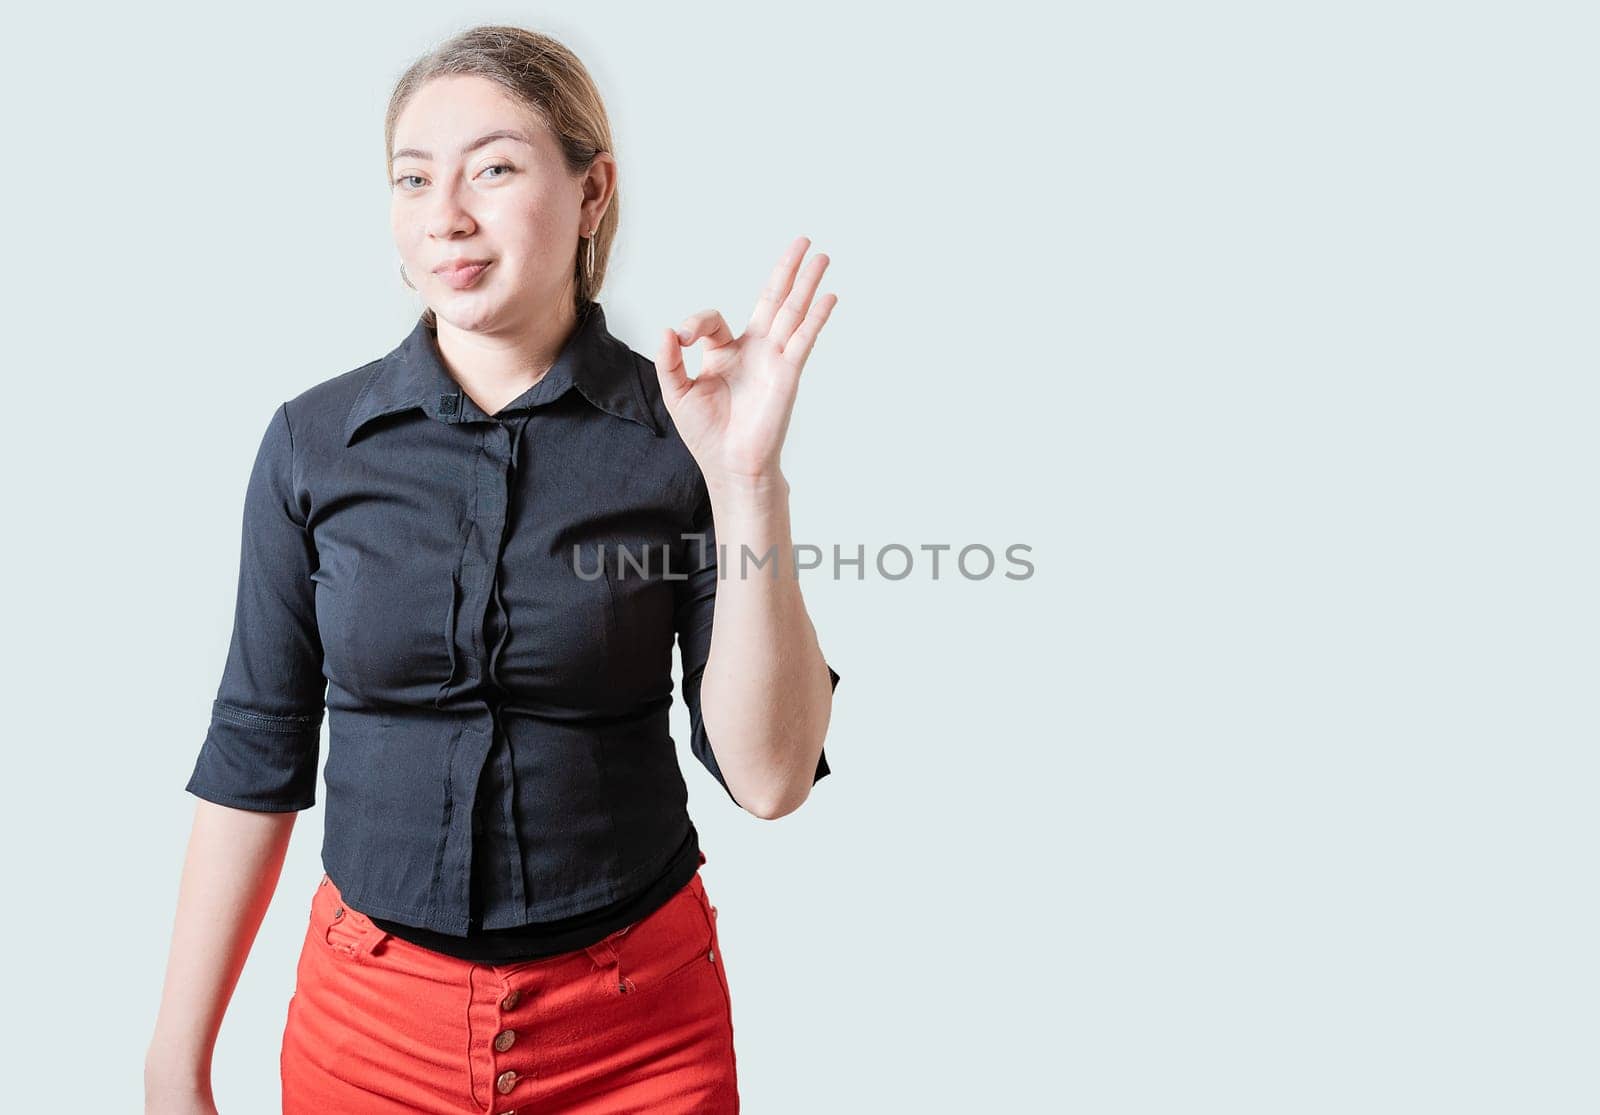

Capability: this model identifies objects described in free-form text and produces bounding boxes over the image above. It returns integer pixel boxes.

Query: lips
[433,259,494,290]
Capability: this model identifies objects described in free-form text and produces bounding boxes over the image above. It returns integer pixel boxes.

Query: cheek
[390,213,424,255]
[479,196,571,255]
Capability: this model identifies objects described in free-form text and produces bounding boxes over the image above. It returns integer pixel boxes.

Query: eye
[480,163,514,180]
[393,174,425,191]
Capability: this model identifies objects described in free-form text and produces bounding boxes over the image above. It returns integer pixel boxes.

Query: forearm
[146,799,296,1095]
[700,470,834,818]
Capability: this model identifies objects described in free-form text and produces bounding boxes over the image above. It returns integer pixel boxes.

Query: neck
[432,298,583,417]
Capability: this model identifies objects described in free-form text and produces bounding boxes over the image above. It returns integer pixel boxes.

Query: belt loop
[350,910,390,959]
[583,936,620,970]
[356,925,389,958]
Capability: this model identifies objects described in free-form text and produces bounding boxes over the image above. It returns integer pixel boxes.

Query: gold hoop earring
[585,233,596,279]
[400,262,416,291]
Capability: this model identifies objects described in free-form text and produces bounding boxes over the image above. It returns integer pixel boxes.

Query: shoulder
[229,350,389,499]
[230,358,378,506]
[275,356,386,450]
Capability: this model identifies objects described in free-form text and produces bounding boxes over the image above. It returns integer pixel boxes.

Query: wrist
[145,1034,213,1088]
[705,469,789,507]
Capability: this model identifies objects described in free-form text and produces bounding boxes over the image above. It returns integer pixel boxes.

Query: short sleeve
[673,492,838,810]
[185,403,327,812]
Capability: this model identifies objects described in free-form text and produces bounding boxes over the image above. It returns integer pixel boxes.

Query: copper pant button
[333,906,344,920]
[494,1028,516,1052]
[496,1069,519,1094]
[500,989,521,1010]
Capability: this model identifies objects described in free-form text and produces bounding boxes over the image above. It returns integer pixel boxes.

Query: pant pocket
[612,879,716,997]
[318,879,390,961]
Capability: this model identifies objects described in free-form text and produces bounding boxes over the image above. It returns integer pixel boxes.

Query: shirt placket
[436,410,531,928]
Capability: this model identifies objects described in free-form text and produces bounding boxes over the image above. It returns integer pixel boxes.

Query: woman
[146,24,841,1114]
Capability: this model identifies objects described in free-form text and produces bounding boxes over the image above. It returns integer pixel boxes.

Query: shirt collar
[343,300,662,446]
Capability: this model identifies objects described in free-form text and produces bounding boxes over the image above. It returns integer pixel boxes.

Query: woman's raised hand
[652,235,837,488]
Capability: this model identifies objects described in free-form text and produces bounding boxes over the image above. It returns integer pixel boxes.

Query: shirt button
[496,1069,519,1094]
[494,1028,517,1052]
[500,989,521,1010]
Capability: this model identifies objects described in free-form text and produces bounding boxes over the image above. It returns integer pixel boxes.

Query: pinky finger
[782,292,838,369]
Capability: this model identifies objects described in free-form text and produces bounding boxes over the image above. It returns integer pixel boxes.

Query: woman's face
[389,74,611,333]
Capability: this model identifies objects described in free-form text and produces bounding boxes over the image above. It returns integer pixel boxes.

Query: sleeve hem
[211,698,323,735]
[184,779,316,814]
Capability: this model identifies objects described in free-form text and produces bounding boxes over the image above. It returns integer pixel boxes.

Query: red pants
[280,851,739,1113]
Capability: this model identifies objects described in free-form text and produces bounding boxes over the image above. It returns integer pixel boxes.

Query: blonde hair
[385,25,617,325]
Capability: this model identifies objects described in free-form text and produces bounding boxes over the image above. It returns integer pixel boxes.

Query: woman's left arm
[696,471,833,818]
[653,235,839,818]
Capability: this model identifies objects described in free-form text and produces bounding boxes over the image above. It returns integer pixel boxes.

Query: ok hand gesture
[652,235,837,488]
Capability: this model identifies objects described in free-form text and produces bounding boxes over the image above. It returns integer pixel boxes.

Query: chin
[434,293,506,333]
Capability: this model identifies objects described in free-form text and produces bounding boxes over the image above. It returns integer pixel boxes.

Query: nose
[425,179,477,241]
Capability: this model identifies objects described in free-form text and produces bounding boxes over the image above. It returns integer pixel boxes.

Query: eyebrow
[391,129,534,164]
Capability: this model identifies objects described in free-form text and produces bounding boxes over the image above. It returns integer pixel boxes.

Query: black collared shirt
[185,301,838,954]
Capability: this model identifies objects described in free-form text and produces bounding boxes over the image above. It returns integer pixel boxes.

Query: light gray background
[3,2,1595,1112]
